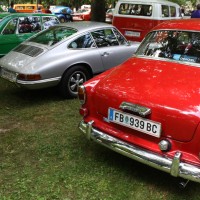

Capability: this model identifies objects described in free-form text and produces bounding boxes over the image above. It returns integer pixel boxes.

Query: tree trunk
[91,0,106,22]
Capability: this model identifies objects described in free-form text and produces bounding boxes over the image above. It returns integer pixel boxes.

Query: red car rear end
[78,19,200,184]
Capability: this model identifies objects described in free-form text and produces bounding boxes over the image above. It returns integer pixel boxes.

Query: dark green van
[0,13,59,57]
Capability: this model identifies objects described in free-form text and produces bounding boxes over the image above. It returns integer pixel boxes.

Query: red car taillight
[78,85,86,105]
[78,85,88,117]
[17,74,41,81]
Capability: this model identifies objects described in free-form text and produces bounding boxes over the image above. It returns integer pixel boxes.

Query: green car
[0,13,60,57]
[0,12,10,21]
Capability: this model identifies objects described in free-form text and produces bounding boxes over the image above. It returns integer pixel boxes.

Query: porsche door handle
[101,52,110,56]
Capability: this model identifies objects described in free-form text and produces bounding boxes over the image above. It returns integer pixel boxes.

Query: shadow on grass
[1,79,199,199]
[0,81,75,105]
[83,140,199,198]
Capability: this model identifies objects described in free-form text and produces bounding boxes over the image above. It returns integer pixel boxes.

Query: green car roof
[0,13,57,26]
[0,12,59,57]
[0,12,11,19]
[0,12,56,19]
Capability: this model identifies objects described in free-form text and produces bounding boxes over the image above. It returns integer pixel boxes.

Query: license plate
[73,16,82,20]
[0,68,17,82]
[125,31,140,37]
[108,108,161,138]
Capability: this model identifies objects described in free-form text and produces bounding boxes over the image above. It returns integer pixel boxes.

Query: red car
[78,19,200,185]
[105,8,114,23]
[72,8,91,21]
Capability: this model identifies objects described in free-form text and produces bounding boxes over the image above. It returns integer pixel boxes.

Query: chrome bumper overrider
[79,120,200,183]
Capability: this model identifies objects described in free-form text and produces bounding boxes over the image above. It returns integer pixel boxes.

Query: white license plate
[108,108,161,138]
[125,31,140,37]
[0,68,17,82]
[73,16,82,20]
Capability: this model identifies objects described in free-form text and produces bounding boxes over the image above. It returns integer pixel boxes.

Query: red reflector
[79,108,88,116]
[78,85,86,104]
[18,74,41,81]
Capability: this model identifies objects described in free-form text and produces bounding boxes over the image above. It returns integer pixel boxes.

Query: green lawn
[0,78,200,200]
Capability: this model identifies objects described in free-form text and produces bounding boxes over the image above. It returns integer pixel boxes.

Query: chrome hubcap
[69,72,85,93]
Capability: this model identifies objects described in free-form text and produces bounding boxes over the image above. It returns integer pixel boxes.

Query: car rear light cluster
[78,85,86,105]
[79,107,88,117]
[78,85,88,117]
[17,74,41,81]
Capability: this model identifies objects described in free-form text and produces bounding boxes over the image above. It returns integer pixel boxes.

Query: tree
[170,0,185,5]
[91,0,106,22]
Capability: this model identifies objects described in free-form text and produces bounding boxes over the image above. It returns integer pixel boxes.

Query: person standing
[66,5,73,22]
[8,2,16,13]
[191,4,200,18]
[34,6,42,13]
[181,5,185,17]
[44,5,52,14]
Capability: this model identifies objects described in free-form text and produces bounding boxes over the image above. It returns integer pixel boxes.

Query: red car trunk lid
[93,57,200,142]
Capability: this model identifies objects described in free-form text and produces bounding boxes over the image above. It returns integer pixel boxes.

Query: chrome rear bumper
[79,120,200,183]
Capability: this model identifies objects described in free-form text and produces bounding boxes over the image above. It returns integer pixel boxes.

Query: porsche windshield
[28,26,77,46]
[136,30,200,64]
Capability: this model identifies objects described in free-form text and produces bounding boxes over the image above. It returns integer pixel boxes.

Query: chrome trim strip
[120,102,151,117]
[79,120,200,183]
[17,77,61,85]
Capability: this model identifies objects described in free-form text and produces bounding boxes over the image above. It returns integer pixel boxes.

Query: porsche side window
[113,28,127,45]
[28,26,77,46]
[2,18,18,34]
[68,33,95,49]
[91,29,119,48]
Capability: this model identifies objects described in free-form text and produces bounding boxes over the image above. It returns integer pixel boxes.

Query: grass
[0,78,200,200]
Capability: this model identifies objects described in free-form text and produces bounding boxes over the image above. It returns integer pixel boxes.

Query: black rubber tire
[59,65,91,99]
[59,17,65,23]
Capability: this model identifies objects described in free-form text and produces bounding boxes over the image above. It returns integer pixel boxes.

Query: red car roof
[152,19,200,32]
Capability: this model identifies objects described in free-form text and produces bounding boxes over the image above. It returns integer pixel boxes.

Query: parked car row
[0,13,59,57]
[0,22,139,98]
[1,0,200,186]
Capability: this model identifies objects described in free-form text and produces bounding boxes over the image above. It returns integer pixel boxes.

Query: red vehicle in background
[72,5,91,21]
[106,8,114,23]
[112,0,181,42]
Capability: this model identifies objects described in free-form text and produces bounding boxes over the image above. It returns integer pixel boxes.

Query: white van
[112,0,181,42]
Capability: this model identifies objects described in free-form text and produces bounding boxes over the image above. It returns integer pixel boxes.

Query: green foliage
[169,0,185,6]
[0,80,200,199]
